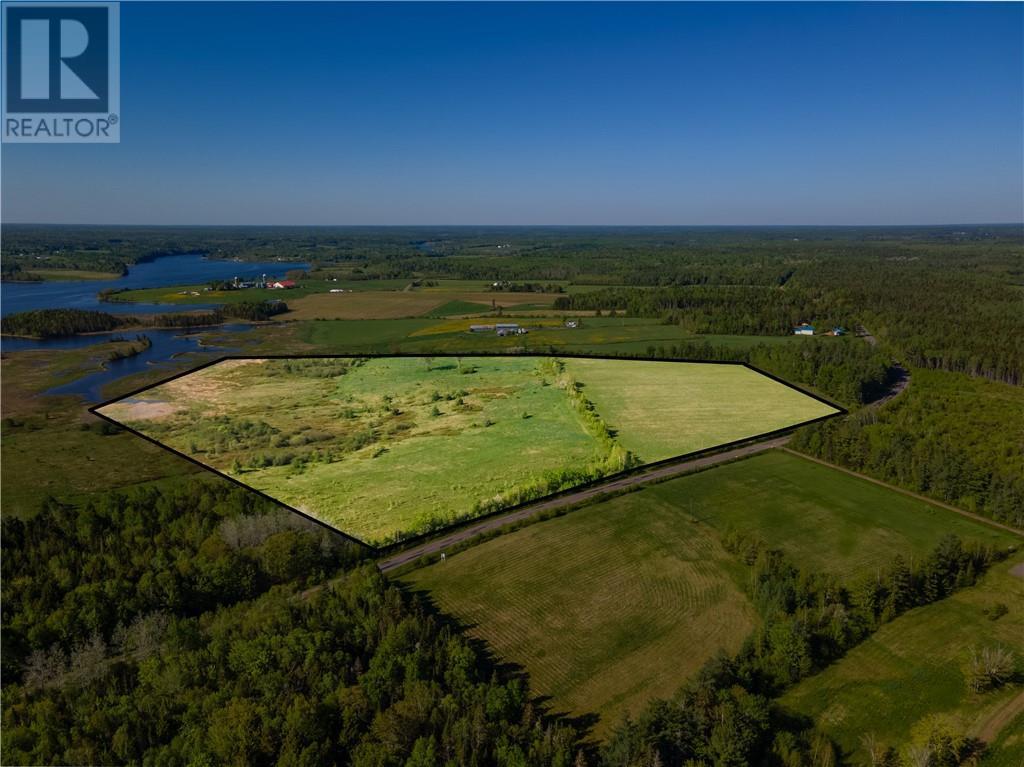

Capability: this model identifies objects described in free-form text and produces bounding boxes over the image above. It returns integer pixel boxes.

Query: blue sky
[3,2,1022,225]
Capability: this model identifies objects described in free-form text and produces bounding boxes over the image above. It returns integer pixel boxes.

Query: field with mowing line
[96,356,834,545]
[284,287,555,320]
[643,450,1019,579]
[404,489,758,735]
[780,553,1024,760]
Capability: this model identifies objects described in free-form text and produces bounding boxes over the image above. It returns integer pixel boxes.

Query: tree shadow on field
[397,581,603,754]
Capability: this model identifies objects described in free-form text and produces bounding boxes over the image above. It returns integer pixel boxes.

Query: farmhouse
[793,323,815,336]
[268,280,297,289]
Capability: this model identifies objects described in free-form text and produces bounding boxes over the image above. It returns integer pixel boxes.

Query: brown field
[284,290,553,320]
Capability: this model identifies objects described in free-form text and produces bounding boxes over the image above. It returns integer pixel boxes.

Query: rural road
[857,324,911,407]
[378,435,792,572]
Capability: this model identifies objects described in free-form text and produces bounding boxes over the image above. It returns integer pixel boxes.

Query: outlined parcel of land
[94,355,840,546]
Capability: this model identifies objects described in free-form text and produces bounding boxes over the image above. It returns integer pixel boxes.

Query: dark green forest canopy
[0,302,287,338]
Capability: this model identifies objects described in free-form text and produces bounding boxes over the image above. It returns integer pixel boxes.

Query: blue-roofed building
[793,323,815,336]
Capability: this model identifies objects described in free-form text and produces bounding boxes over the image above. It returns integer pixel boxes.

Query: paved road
[378,435,792,572]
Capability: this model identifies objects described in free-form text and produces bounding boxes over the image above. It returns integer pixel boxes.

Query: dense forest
[791,369,1024,526]
[1,482,585,766]
[3,479,1011,766]
[1,308,131,338]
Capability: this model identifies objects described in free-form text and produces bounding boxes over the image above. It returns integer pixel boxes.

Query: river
[2,325,250,402]
[1,254,307,400]
[1,254,307,316]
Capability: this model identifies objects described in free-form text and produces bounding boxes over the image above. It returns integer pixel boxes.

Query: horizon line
[4,221,1023,229]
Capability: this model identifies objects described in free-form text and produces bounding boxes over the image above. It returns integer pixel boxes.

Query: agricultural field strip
[782,449,1024,538]
[379,436,792,571]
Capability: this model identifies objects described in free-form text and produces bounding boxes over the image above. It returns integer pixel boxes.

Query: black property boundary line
[88,353,848,555]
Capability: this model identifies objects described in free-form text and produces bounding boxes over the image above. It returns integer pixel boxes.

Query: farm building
[793,323,815,336]
[470,324,495,333]
[268,280,297,289]
[496,323,528,337]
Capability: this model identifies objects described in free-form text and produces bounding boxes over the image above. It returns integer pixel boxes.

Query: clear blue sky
[3,2,1022,225]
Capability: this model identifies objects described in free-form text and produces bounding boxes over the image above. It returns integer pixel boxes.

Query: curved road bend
[378,435,792,573]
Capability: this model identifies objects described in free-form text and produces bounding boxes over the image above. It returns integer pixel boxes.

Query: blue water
[3,326,247,402]
[1,254,308,317]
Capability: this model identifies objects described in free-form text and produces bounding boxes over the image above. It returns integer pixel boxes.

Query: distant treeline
[150,299,290,327]
[1,309,130,338]
[1,302,287,338]
[553,285,851,336]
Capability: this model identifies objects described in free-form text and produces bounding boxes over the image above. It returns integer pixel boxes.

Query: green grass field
[563,358,836,462]
[780,553,1024,760]
[643,450,1019,580]
[404,489,758,736]
[403,450,1020,742]
[96,356,833,545]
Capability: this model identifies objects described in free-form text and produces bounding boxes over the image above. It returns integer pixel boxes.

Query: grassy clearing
[404,489,757,736]
[643,450,1019,580]
[779,553,1024,760]
[99,357,606,544]
[96,356,831,545]
[563,358,837,462]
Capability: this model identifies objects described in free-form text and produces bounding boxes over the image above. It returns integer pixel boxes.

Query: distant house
[268,280,297,289]
[496,322,523,337]
[793,323,815,336]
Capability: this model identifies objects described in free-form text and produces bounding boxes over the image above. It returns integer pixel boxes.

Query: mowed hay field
[97,356,836,545]
[780,553,1024,759]
[645,450,1019,580]
[563,358,838,461]
[405,489,757,735]
[284,288,551,320]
